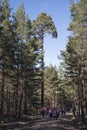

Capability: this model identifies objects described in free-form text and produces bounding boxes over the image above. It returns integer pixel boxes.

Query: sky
[9,0,78,67]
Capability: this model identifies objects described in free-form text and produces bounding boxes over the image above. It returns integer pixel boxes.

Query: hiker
[45,108,49,119]
[61,107,66,117]
[49,108,53,120]
[56,108,60,119]
[40,107,45,119]
[52,108,57,120]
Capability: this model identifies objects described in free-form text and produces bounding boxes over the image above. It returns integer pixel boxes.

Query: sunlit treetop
[33,12,58,38]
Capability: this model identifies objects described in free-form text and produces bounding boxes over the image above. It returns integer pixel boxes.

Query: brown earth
[0,114,87,130]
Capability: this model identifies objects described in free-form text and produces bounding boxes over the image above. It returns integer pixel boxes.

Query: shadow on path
[0,114,87,130]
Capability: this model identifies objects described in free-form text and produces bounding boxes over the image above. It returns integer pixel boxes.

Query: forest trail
[0,113,87,130]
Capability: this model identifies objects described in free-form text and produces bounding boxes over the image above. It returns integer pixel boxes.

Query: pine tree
[60,0,87,123]
[0,0,15,117]
[33,13,57,106]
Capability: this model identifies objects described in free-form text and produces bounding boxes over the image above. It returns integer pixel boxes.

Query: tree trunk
[14,67,19,118]
[18,93,23,118]
[81,102,85,123]
[23,79,28,115]
[81,81,85,123]
[41,70,44,107]
[0,74,5,117]
[41,32,44,107]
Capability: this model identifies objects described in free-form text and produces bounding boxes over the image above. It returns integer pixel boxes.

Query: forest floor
[0,113,87,130]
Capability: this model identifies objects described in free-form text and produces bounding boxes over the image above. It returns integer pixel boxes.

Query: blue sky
[10,0,78,67]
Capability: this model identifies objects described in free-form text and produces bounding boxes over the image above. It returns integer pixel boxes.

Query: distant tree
[44,65,58,108]
[33,13,57,106]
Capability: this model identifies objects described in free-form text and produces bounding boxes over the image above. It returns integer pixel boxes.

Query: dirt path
[0,114,87,130]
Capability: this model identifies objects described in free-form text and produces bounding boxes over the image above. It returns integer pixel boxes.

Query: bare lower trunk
[0,75,5,117]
